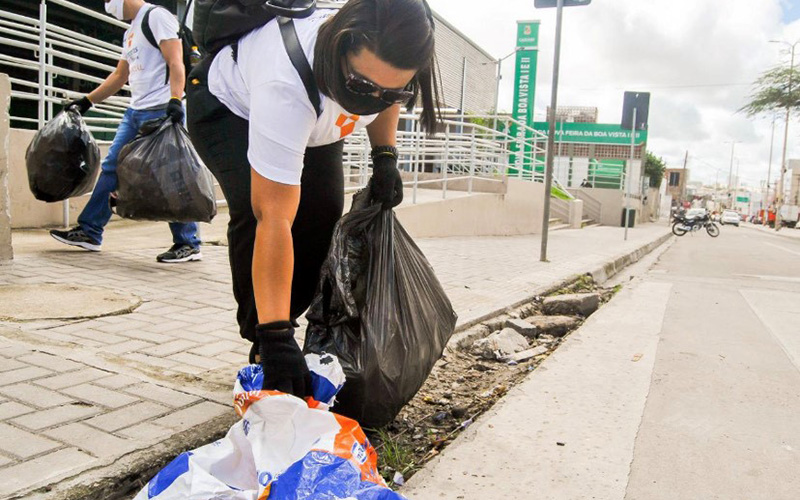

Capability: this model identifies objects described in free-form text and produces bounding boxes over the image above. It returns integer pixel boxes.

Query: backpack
[191,0,323,116]
[141,5,198,85]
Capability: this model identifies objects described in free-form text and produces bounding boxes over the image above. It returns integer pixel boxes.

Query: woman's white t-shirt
[125,4,179,109]
[207,9,378,186]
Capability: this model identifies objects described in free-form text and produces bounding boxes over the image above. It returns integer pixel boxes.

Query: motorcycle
[672,213,720,238]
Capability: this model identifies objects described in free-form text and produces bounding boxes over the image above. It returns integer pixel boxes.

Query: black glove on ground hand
[66,96,92,115]
[166,97,184,124]
[370,151,403,209]
[256,321,311,399]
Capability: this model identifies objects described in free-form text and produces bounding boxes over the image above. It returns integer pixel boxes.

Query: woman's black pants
[187,60,344,343]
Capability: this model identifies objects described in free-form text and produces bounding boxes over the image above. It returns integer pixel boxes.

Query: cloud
[427,0,800,188]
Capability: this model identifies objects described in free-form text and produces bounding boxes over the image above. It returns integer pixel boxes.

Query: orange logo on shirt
[126,31,134,48]
[336,114,360,139]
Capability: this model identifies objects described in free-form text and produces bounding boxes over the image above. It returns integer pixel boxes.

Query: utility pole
[765,117,776,225]
[681,150,688,205]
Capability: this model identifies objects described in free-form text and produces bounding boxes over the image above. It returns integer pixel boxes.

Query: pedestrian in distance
[187,0,441,397]
[50,0,203,264]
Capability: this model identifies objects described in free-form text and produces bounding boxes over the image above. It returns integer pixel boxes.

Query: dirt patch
[370,275,618,486]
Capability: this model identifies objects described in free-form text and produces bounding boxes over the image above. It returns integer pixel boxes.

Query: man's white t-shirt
[123,4,179,109]
[208,9,379,186]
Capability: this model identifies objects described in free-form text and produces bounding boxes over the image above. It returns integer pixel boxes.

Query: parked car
[720,210,740,227]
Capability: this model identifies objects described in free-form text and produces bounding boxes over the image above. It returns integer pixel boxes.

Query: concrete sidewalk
[0,212,670,499]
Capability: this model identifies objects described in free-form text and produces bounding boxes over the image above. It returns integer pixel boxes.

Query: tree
[740,66,800,117]
[644,152,666,188]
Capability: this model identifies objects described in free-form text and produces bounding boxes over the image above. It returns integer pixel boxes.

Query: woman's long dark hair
[314,0,442,134]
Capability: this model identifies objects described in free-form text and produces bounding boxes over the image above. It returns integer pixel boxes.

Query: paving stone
[122,383,201,408]
[0,358,26,372]
[0,345,33,358]
[44,423,136,458]
[143,320,191,334]
[93,374,142,390]
[34,367,113,390]
[11,402,101,431]
[167,352,227,370]
[85,401,171,432]
[0,400,35,420]
[0,366,52,386]
[0,448,95,498]
[0,423,61,458]
[503,345,549,363]
[188,340,244,357]
[0,454,12,467]
[17,352,83,372]
[151,401,229,432]
[61,384,139,409]
[504,318,538,338]
[0,383,73,408]
[99,339,155,355]
[525,315,582,337]
[139,339,196,357]
[122,352,180,369]
[542,292,601,317]
[119,421,173,441]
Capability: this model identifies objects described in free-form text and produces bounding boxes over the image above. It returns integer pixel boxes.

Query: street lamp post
[765,116,776,225]
[725,141,740,208]
[487,48,521,129]
[770,39,800,230]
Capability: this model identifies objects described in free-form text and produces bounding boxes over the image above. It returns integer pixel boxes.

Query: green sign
[736,196,750,203]
[532,122,648,145]
[510,21,540,173]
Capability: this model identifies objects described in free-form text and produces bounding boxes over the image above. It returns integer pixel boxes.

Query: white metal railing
[1,0,131,134]
[2,1,555,227]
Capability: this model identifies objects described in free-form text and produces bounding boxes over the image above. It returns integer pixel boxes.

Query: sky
[426,0,800,190]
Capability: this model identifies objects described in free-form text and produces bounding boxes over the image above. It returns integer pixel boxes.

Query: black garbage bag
[25,109,101,202]
[116,118,216,223]
[304,187,458,429]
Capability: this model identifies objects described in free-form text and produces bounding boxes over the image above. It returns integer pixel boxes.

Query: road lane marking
[735,274,800,283]
[763,242,800,257]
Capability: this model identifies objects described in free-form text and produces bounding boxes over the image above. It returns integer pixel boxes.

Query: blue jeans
[78,107,201,248]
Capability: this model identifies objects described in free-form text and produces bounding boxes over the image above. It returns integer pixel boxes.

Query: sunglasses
[344,59,416,105]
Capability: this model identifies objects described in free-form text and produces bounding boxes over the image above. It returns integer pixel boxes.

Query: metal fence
[1,0,553,227]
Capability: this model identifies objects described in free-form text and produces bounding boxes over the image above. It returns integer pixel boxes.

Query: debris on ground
[542,292,601,316]
[370,275,621,487]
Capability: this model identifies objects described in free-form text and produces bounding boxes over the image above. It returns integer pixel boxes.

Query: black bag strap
[278,17,321,118]
[142,6,172,85]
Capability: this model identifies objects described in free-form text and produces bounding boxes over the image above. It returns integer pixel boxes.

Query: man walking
[50,0,202,263]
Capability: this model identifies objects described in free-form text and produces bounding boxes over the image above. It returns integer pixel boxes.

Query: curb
[447,229,674,350]
[740,223,800,243]
[587,231,674,285]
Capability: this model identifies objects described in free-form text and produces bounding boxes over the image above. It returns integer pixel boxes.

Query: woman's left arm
[366,104,400,146]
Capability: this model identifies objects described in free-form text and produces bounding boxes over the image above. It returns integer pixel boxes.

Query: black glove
[166,97,184,124]
[256,321,311,399]
[66,96,93,115]
[370,147,403,209]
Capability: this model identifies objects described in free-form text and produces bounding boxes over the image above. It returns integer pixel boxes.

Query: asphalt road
[404,224,800,500]
[625,225,800,499]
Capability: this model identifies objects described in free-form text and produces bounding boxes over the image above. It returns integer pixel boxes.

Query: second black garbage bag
[116,118,216,223]
[25,108,100,202]
[304,187,458,429]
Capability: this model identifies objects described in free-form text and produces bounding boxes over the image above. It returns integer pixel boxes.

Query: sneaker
[156,244,202,263]
[49,227,101,252]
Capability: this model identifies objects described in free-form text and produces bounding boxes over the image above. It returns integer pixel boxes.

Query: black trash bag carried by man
[304,187,458,429]
[25,109,101,202]
[116,117,216,223]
